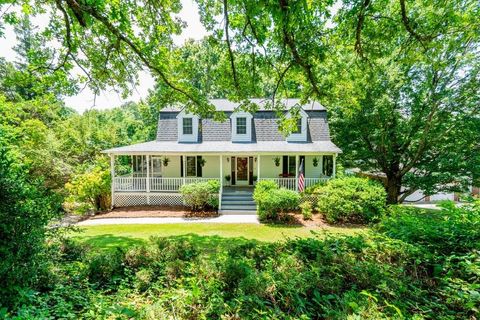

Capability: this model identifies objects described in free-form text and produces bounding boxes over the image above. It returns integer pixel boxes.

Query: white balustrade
[114,176,220,192]
[258,177,330,191]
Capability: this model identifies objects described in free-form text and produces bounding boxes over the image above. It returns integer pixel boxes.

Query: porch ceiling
[102,140,342,155]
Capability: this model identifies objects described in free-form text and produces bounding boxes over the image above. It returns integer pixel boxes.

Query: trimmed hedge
[179,180,220,211]
[253,180,300,221]
[315,177,386,224]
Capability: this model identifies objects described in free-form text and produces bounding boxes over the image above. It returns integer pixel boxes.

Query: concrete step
[222,192,253,197]
[221,204,257,210]
[219,209,257,215]
[222,196,254,201]
[222,200,256,205]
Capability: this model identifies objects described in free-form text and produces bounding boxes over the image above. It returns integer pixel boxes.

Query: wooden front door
[236,157,249,185]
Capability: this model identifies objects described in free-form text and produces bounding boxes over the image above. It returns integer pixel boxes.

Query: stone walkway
[77,214,260,226]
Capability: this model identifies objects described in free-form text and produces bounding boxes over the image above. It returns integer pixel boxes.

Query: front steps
[220,188,257,214]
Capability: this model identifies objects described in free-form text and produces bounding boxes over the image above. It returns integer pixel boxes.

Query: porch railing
[114,176,220,192]
[258,177,330,191]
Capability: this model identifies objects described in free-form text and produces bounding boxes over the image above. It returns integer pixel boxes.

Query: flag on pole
[298,158,305,192]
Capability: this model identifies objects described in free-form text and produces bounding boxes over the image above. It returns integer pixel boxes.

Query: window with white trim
[236,117,247,134]
[230,112,253,142]
[182,118,193,135]
[286,108,308,142]
[293,118,302,134]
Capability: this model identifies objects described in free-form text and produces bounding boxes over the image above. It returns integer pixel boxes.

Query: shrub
[300,201,313,220]
[253,181,300,220]
[376,200,480,255]
[316,177,386,224]
[0,148,62,309]
[179,179,220,211]
[65,160,111,214]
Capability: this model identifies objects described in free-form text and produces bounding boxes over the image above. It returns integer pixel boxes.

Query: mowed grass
[73,223,366,249]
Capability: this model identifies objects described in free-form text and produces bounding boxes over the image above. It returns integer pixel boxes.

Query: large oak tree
[0,0,478,202]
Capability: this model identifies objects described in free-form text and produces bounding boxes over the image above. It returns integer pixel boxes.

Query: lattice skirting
[299,194,319,207]
[113,193,184,207]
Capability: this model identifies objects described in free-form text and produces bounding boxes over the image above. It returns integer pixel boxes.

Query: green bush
[65,159,111,214]
[179,179,220,211]
[0,148,62,309]
[300,201,313,220]
[253,180,300,220]
[376,200,480,255]
[316,177,386,224]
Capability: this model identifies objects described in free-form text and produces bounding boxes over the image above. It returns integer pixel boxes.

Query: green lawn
[74,223,366,249]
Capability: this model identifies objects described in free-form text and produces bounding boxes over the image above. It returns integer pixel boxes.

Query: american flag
[298,158,305,192]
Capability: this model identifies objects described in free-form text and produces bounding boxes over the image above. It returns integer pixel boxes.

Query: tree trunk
[385,175,402,204]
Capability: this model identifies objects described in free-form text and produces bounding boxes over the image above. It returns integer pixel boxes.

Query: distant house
[103,99,341,212]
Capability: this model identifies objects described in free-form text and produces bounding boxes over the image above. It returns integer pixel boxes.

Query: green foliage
[300,201,313,220]
[179,180,220,211]
[0,148,62,309]
[65,160,111,214]
[316,177,387,224]
[8,206,480,319]
[376,200,480,255]
[253,180,300,221]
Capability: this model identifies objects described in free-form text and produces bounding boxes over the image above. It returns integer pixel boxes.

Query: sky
[0,0,207,113]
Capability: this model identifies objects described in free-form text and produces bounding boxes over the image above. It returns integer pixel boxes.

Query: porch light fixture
[313,157,319,167]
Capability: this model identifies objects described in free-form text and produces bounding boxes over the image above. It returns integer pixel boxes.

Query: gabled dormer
[177,110,199,142]
[230,111,253,142]
[286,108,308,142]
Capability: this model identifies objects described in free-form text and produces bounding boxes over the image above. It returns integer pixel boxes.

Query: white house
[102,99,342,212]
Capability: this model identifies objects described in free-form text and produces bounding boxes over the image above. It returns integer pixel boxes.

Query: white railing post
[257,154,260,182]
[146,155,150,204]
[110,154,115,208]
[333,154,337,178]
[219,155,223,210]
[183,155,186,186]
[295,155,299,192]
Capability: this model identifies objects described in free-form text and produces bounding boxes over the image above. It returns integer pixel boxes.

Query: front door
[236,157,249,185]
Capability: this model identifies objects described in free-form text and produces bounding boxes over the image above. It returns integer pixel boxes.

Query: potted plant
[162,157,170,167]
[199,158,206,167]
[225,174,231,185]
[253,175,258,185]
[313,157,319,167]
[273,156,281,167]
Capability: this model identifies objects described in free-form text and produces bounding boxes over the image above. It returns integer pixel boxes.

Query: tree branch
[278,0,321,98]
[59,0,202,107]
[354,0,371,58]
[222,0,240,91]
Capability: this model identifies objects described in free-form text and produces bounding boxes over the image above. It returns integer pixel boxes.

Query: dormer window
[293,118,302,134]
[286,108,308,142]
[182,118,193,135]
[177,111,199,142]
[230,112,253,142]
[236,117,247,134]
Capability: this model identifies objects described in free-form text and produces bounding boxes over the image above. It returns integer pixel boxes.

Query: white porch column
[110,154,115,208]
[333,154,337,178]
[219,155,223,210]
[257,154,261,181]
[146,154,150,204]
[183,155,186,185]
[295,155,299,191]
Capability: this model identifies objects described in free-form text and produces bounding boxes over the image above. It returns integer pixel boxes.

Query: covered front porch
[109,153,337,208]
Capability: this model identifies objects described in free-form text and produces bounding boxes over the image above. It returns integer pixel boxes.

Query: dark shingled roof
[156,110,331,143]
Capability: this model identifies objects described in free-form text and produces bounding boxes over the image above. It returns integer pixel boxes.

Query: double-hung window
[236,117,247,134]
[183,118,193,135]
[293,118,302,134]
